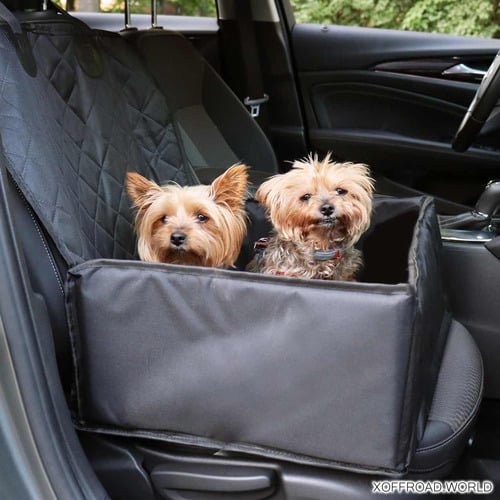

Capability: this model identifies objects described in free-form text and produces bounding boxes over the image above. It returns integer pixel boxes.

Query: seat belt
[233,0,271,137]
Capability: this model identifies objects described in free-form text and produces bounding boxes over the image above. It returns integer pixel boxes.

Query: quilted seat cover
[0,17,195,265]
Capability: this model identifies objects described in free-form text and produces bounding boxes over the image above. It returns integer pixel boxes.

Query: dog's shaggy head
[256,154,373,249]
[126,164,248,268]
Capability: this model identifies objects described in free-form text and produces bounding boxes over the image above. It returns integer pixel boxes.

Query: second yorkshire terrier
[249,154,373,281]
[126,164,249,268]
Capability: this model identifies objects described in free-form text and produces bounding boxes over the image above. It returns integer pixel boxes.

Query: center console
[440,181,500,397]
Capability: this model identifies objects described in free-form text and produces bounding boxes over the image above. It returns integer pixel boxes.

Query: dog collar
[254,238,344,262]
[313,247,343,261]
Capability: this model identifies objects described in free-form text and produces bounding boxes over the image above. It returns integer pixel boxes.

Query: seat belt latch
[244,94,269,118]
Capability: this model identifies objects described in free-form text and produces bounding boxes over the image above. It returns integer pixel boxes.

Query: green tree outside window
[291,0,499,38]
[54,0,499,39]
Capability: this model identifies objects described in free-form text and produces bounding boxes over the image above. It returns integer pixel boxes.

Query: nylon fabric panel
[68,261,414,474]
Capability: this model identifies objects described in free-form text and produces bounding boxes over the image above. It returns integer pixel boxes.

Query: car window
[290,0,500,38]
[54,0,216,16]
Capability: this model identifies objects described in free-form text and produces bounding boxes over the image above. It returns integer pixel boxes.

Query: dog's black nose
[170,231,187,247]
[320,203,335,217]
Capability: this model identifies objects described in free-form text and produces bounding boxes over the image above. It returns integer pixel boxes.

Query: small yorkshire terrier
[126,164,249,268]
[248,154,373,281]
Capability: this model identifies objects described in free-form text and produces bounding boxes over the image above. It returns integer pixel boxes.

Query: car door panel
[292,24,500,71]
[292,23,500,208]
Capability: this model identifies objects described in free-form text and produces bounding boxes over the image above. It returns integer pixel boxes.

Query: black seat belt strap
[233,1,270,136]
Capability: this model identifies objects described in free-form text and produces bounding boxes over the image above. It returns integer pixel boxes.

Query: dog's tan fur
[126,164,249,268]
[249,154,373,280]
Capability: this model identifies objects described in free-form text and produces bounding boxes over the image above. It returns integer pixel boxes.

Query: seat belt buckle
[244,94,269,118]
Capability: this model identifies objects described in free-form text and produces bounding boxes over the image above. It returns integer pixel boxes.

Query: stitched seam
[416,338,484,455]
[66,280,83,421]
[16,184,65,296]
[73,424,406,477]
[409,459,456,474]
[415,374,483,455]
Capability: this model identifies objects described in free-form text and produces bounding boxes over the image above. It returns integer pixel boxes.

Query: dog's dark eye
[196,214,209,224]
[300,193,311,202]
[336,188,348,196]
[161,216,168,223]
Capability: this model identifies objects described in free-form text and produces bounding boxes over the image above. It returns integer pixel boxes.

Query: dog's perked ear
[254,174,282,211]
[210,164,249,210]
[126,172,163,212]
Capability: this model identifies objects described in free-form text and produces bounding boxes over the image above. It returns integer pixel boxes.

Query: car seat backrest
[127,30,279,186]
[0,10,196,266]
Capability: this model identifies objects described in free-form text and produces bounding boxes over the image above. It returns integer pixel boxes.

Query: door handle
[373,59,488,83]
[442,63,487,82]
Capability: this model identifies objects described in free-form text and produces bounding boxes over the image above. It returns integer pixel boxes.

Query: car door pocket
[311,83,464,143]
[66,196,448,477]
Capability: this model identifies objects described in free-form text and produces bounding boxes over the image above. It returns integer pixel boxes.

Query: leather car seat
[125,29,279,188]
